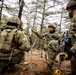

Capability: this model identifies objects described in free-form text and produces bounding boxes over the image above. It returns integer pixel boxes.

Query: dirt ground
[1,49,71,75]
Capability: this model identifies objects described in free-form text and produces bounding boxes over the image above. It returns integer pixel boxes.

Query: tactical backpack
[0,29,17,53]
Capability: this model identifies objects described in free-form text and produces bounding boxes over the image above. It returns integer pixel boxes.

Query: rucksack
[0,29,17,53]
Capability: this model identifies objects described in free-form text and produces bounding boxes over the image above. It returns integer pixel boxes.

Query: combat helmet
[7,16,21,27]
[66,0,76,10]
[48,24,56,29]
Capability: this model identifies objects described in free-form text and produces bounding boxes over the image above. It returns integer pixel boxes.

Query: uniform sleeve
[33,31,46,39]
[56,32,61,38]
[51,32,61,40]
[14,30,31,52]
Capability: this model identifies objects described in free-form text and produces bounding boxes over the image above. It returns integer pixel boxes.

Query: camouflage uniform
[32,25,60,68]
[60,0,76,74]
[68,15,76,75]
[44,32,60,68]
[66,0,76,74]
[0,16,31,73]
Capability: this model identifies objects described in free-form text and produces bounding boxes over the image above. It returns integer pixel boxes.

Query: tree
[0,0,70,49]
[18,0,24,29]
[0,0,4,32]
[0,0,4,23]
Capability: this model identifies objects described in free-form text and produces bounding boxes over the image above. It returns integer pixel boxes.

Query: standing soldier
[59,0,76,75]
[0,16,31,74]
[32,24,60,74]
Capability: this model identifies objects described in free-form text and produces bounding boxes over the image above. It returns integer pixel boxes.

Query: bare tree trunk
[31,0,38,48]
[0,0,4,32]
[32,0,38,29]
[26,15,30,34]
[0,0,4,23]
[59,8,63,33]
[40,0,46,33]
[38,0,46,57]
[53,0,56,6]
[18,0,24,29]
[38,0,46,47]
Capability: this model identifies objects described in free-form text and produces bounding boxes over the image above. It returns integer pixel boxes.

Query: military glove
[59,52,68,61]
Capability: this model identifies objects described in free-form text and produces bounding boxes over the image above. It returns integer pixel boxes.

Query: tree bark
[0,0,4,32]
[0,0,4,23]
[59,8,63,33]
[18,0,24,29]
[40,0,46,33]
[38,0,46,50]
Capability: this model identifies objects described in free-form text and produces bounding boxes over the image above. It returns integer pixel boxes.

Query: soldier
[59,0,76,75]
[0,16,31,74]
[32,24,60,74]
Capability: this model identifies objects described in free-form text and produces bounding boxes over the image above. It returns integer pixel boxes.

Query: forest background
[0,0,70,49]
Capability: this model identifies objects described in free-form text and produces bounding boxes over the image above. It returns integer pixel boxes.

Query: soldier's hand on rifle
[59,52,68,61]
[31,29,36,33]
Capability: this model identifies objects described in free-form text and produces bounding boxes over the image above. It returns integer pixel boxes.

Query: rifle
[45,34,58,40]
[55,30,72,75]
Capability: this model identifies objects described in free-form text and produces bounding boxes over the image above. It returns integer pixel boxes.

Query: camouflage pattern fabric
[7,16,21,25]
[66,0,76,10]
[69,15,76,74]
[0,25,30,73]
[45,40,59,67]
[33,30,60,68]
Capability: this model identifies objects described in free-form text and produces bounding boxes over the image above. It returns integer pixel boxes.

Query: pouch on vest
[0,29,17,53]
